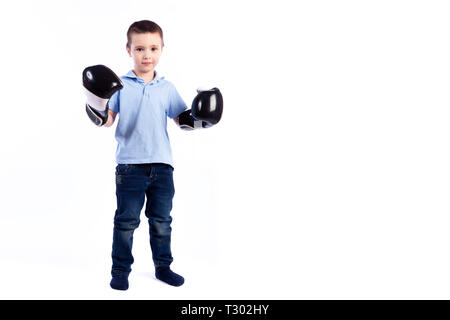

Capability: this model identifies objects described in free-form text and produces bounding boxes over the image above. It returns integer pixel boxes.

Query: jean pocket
[116,164,130,175]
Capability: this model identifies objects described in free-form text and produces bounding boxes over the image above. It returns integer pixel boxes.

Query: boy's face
[126,32,163,77]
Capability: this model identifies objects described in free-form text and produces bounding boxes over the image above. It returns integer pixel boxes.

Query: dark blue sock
[110,275,129,290]
[155,267,184,286]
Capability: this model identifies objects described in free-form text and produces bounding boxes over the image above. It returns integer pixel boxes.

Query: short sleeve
[167,83,188,119]
[108,90,120,113]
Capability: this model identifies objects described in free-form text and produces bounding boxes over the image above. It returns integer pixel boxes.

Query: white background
[0,0,449,299]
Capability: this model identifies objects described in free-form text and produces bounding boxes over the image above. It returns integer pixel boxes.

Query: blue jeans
[111,163,175,278]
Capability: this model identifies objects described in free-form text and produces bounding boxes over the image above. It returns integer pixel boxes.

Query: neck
[134,70,155,84]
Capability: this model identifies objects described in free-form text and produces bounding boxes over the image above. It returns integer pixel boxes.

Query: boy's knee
[150,219,172,236]
[114,217,141,231]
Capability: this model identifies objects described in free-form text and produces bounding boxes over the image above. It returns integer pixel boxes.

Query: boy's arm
[104,109,117,127]
[173,116,179,126]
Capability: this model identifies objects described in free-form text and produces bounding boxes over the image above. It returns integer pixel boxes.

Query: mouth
[143,62,152,66]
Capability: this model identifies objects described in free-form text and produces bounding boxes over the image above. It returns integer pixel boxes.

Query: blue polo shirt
[107,70,187,167]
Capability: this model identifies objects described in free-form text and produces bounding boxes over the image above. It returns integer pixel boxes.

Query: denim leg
[145,164,175,268]
[111,164,147,277]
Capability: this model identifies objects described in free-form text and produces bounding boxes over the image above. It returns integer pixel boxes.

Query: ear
[126,45,131,57]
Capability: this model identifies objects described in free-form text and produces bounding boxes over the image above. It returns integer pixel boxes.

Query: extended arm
[104,109,117,128]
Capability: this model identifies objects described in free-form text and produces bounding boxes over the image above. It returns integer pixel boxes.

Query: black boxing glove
[82,65,123,126]
[178,87,223,130]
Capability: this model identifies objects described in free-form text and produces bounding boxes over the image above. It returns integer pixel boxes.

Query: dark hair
[126,20,164,48]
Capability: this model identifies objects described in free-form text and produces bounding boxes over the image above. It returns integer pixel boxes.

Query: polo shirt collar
[125,69,164,84]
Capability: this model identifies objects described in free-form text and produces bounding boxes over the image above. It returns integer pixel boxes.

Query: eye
[137,48,143,51]
[152,48,158,51]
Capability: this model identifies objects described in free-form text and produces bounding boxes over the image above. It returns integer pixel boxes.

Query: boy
[82,20,223,291]
[106,20,186,290]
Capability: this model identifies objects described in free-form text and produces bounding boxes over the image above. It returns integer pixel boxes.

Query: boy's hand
[178,88,223,130]
[83,65,123,126]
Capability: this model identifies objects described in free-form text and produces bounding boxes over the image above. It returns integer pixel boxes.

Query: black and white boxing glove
[178,87,223,130]
[82,65,123,126]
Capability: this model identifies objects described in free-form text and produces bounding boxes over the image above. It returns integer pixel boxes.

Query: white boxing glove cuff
[83,87,109,111]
